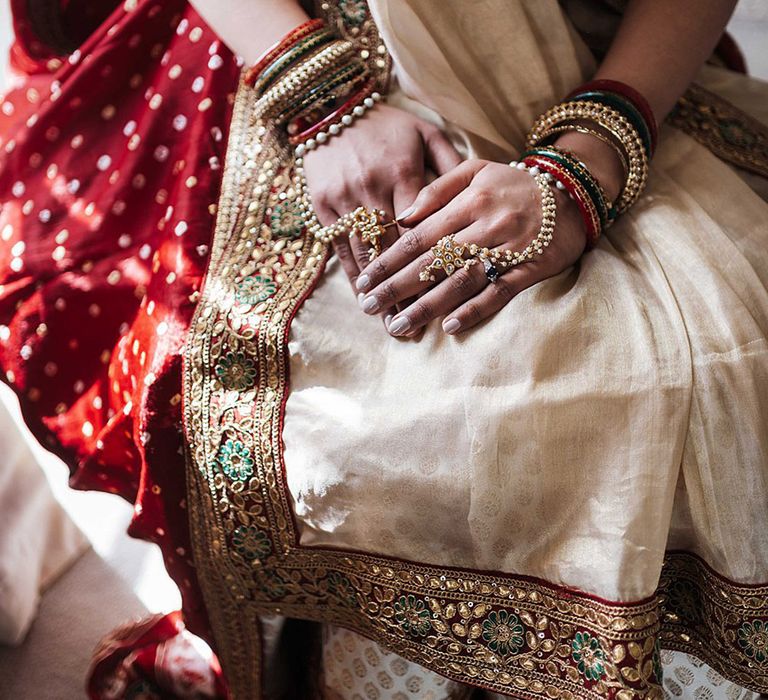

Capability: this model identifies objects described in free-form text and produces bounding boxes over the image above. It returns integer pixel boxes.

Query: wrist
[552,129,625,203]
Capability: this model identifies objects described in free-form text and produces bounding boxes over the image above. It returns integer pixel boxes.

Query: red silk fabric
[0,0,241,643]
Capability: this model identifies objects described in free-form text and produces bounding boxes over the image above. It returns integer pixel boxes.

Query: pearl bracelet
[294,91,382,156]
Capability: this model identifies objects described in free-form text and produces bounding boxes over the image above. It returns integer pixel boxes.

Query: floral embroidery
[236,274,277,305]
[215,438,254,481]
[738,620,768,665]
[214,350,257,390]
[338,0,368,25]
[269,201,302,239]
[327,571,357,608]
[572,631,607,681]
[481,610,524,657]
[232,525,271,562]
[393,595,432,637]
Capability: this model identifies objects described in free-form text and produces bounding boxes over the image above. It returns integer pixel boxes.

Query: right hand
[301,103,461,331]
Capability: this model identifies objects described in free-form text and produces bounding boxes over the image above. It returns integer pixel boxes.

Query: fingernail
[442,318,461,334]
[356,274,371,292]
[357,292,365,305]
[396,205,415,222]
[389,316,411,335]
[384,314,393,329]
[362,295,380,313]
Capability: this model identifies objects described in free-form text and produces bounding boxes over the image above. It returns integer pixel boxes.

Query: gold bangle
[537,123,629,180]
[527,100,648,214]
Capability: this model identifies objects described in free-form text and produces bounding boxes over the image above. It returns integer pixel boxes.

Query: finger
[395,158,483,225]
[441,263,544,335]
[420,122,462,177]
[384,258,488,336]
[359,220,488,316]
[357,189,477,293]
[332,235,364,292]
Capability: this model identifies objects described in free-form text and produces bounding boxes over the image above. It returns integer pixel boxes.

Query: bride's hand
[301,103,461,316]
[354,159,588,336]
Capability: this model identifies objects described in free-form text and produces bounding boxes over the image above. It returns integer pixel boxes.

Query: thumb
[420,123,462,177]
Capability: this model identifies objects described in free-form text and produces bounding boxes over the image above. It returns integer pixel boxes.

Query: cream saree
[182,1,768,698]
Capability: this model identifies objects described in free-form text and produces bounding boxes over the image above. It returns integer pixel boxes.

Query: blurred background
[0,2,765,699]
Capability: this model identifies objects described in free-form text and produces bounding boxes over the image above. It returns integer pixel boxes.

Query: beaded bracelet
[294,91,382,155]
[567,79,658,154]
[290,81,377,145]
[521,145,613,227]
[518,156,602,247]
[527,100,648,214]
[245,18,325,87]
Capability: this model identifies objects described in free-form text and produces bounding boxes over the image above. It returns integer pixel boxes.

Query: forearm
[555,0,737,201]
[189,0,309,64]
[594,0,738,122]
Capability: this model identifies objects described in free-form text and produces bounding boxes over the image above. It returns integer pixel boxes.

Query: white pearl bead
[316,131,328,143]
[353,105,365,117]
[363,97,374,108]
[295,144,306,157]
[306,138,317,150]
[328,124,340,135]
[555,180,565,190]
[529,166,540,176]
[516,162,527,170]
[509,161,518,167]
[341,114,353,126]
[372,92,382,101]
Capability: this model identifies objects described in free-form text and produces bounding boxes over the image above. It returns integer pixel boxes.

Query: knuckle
[471,187,494,212]
[370,257,389,280]
[408,300,432,324]
[356,169,378,194]
[492,278,516,302]
[449,268,476,295]
[462,300,483,325]
[379,281,398,304]
[392,158,418,180]
[400,229,424,255]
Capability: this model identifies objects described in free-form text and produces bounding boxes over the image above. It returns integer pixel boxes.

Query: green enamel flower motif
[232,525,271,561]
[481,610,525,656]
[338,0,367,25]
[572,631,607,681]
[738,620,768,664]
[236,274,277,305]
[215,438,254,481]
[214,350,257,390]
[269,201,302,239]
[393,594,432,637]
[328,571,357,608]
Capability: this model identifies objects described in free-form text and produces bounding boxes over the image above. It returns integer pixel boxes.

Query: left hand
[354,158,588,337]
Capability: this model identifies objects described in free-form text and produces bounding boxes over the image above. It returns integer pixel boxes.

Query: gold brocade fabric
[182,1,768,698]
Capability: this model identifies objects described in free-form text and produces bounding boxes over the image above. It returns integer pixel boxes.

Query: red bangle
[568,79,658,154]
[245,18,325,87]
[288,79,376,145]
[522,155,602,247]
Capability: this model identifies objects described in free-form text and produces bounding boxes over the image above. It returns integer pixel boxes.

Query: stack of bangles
[519,79,657,248]
[246,18,383,155]
[246,24,657,279]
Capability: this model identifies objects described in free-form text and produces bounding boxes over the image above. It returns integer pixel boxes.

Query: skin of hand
[354,159,589,336]
[301,103,461,324]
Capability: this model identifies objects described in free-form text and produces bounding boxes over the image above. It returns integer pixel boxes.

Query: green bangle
[276,61,368,125]
[255,30,335,96]
[570,91,652,159]
[521,145,612,226]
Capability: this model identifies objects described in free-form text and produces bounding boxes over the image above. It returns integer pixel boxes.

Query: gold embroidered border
[670,83,768,179]
[182,5,768,699]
